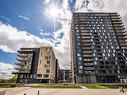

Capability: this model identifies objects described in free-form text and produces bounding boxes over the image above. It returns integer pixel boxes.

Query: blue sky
[0,0,127,79]
[0,0,67,65]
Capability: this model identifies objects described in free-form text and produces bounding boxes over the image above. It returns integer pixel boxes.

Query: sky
[0,0,127,79]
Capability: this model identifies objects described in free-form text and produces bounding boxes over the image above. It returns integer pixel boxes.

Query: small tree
[8,76,17,83]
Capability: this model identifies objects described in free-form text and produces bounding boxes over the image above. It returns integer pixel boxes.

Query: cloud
[0,21,70,69]
[1,0,127,70]
[0,16,11,22]
[0,22,53,53]
[42,0,127,69]
[18,15,30,20]
[44,0,51,4]
[0,62,14,79]
[44,0,72,69]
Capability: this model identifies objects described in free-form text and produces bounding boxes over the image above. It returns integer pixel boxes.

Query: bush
[10,84,16,87]
[0,83,21,88]
[85,84,127,89]
[102,84,127,89]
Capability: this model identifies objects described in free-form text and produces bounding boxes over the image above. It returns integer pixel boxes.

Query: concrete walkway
[80,86,89,89]
[0,87,30,95]
[0,87,127,95]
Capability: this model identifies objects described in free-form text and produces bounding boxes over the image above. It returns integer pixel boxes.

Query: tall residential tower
[70,12,127,83]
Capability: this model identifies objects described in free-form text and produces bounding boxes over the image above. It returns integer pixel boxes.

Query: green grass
[32,84,81,89]
[85,84,127,89]
[85,84,108,89]
[0,83,21,88]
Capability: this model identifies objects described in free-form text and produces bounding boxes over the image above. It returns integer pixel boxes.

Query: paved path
[0,87,127,95]
[80,86,89,89]
[0,87,30,95]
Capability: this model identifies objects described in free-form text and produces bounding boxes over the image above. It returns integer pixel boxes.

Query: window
[78,57,82,60]
[47,60,50,64]
[103,53,105,56]
[43,74,49,78]
[37,74,42,77]
[93,53,95,56]
[78,66,83,69]
[45,56,48,59]
[77,60,82,64]
[45,64,50,68]
[46,69,50,73]
[77,36,80,38]
[78,70,83,73]
[77,53,81,57]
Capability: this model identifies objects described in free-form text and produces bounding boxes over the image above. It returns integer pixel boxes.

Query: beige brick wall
[37,46,56,82]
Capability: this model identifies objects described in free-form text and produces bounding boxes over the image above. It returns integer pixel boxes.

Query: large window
[43,74,49,78]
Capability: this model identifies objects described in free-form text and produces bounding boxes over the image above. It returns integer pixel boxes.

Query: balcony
[17,54,28,58]
[83,51,92,54]
[111,16,121,19]
[80,22,88,24]
[82,45,91,48]
[84,63,94,66]
[79,18,87,21]
[113,22,123,24]
[84,58,93,61]
[84,71,95,74]
[82,47,92,50]
[81,37,91,39]
[117,32,126,37]
[81,40,91,43]
[16,58,27,62]
[114,24,124,27]
[112,19,122,22]
[85,68,95,70]
[119,40,127,43]
[121,47,127,49]
[116,30,126,33]
[18,50,34,54]
[118,37,127,40]
[115,27,125,30]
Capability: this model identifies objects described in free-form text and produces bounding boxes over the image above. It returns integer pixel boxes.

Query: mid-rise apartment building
[13,46,58,83]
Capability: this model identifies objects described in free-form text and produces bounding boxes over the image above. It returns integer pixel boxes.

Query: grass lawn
[84,84,127,89]
[32,84,81,89]
[85,84,108,89]
[0,83,21,88]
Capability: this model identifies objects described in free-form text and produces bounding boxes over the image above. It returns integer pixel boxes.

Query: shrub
[0,83,21,88]
[85,84,127,89]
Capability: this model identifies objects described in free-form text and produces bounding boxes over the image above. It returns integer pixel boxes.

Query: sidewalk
[0,87,126,95]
